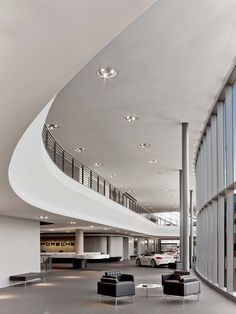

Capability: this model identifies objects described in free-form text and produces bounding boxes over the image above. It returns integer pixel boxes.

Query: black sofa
[162,271,200,302]
[97,271,135,306]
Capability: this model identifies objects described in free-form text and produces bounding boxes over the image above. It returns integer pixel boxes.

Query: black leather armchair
[97,271,135,306]
[162,271,200,302]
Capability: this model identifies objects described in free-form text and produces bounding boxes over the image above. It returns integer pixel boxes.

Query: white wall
[137,238,146,255]
[0,216,40,288]
[109,237,123,258]
[9,102,179,238]
[84,236,107,254]
[123,237,129,260]
[129,238,134,256]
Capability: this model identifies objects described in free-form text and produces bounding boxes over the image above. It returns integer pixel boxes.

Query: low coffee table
[136,283,162,299]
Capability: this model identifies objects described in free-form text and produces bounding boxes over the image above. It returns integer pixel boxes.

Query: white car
[135,252,176,268]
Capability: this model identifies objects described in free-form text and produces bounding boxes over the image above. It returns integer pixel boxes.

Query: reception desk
[41,252,110,270]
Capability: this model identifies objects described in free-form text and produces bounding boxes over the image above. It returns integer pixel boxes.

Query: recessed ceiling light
[110,174,115,178]
[70,221,76,224]
[40,216,43,219]
[104,227,108,230]
[75,147,86,152]
[94,162,103,167]
[148,159,158,164]
[128,190,134,193]
[46,124,59,130]
[45,216,48,219]
[139,143,151,148]
[50,229,55,232]
[90,225,94,228]
[97,67,118,79]
[124,115,138,123]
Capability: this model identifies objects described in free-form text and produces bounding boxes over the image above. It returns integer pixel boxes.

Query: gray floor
[0,261,235,314]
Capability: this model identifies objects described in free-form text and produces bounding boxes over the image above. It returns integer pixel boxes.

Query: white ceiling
[47,0,236,212]
[0,0,155,223]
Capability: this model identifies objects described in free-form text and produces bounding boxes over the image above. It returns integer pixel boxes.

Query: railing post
[53,142,57,163]
[45,129,49,149]
[72,158,74,178]
[103,180,106,196]
[81,165,84,184]
[62,151,65,172]
[90,170,92,189]
[97,175,99,192]
[109,184,111,199]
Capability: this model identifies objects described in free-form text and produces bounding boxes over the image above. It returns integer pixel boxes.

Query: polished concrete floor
[0,261,235,314]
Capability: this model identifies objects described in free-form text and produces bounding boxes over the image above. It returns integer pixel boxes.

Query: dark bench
[9,272,46,286]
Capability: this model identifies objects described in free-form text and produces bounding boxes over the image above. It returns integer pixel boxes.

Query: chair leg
[198,293,200,301]
[132,295,134,303]
[115,298,117,307]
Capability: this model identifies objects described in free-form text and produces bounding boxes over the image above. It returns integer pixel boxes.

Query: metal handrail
[42,124,177,227]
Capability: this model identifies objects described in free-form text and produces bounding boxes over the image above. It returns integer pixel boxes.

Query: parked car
[135,252,176,268]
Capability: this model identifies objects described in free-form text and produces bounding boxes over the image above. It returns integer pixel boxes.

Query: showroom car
[135,252,176,267]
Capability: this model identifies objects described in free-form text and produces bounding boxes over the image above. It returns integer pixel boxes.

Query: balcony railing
[42,125,176,227]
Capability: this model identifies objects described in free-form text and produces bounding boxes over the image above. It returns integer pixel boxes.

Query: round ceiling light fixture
[94,162,103,167]
[75,147,86,152]
[124,115,138,123]
[139,143,151,148]
[148,159,158,164]
[97,67,118,79]
[46,123,59,130]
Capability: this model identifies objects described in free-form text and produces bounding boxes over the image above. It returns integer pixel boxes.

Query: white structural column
[179,170,183,261]
[75,229,84,255]
[189,190,193,268]
[182,123,189,271]
[225,85,234,292]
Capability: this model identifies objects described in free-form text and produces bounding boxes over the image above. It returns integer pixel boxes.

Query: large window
[234,193,236,291]
[223,101,227,187]
[233,84,236,181]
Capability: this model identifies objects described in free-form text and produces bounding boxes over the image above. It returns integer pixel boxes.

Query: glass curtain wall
[195,69,236,297]
[233,83,236,291]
